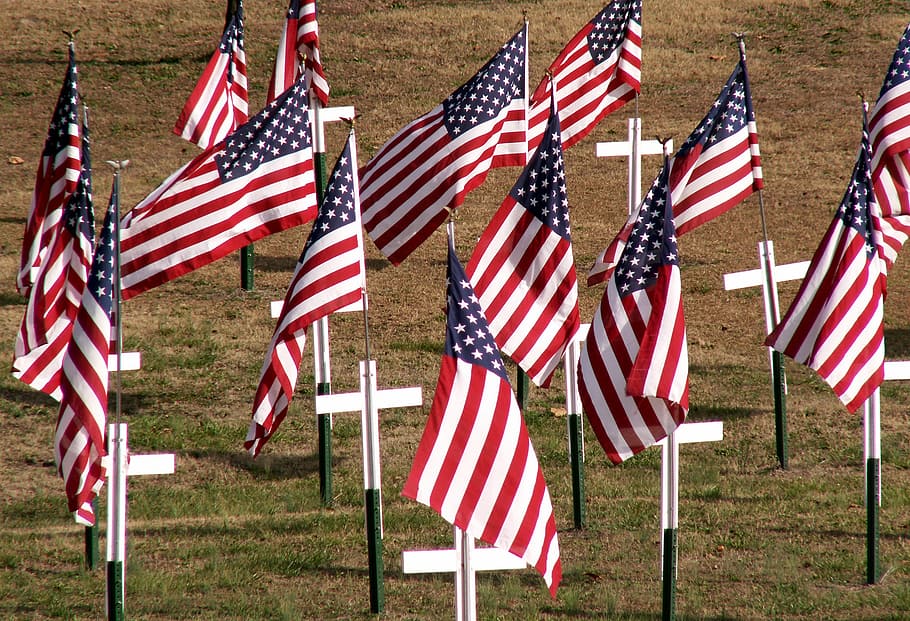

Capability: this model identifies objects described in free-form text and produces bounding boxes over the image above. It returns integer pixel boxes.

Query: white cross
[596,118,672,215]
[402,527,527,621]
[104,423,175,620]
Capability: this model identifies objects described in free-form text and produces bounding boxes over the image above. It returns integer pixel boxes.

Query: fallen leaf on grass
[8,156,25,165]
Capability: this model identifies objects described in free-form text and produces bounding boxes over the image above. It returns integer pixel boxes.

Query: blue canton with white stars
[587,0,641,65]
[879,25,910,98]
[442,27,525,139]
[303,137,357,257]
[615,165,679,296]
[510,103,570,241]
[215,81,311,183]
[86,197,117,318]
[44,46,79,158]
[678,61,753,156]
[839,121,876,258]
[63,125,95,248]
[445,243,510,383]
[221,0,245,85]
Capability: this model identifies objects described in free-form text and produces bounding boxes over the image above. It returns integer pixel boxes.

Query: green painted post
[772,350,788,469]
[516,365,529,411]
[568,412,585,529]
[365,487,384,613]
[661,527,677,621]
[867,457,881,584]
[106,561,124,621]
[313,145,333,507]
[84,498,99,570]
[240,245,254,290]
[317,387,333,506]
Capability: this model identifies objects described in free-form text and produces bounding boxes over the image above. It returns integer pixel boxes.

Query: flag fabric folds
[578,161,689,464]
[868,23,910,272]
[267,0,329,106]
[467,92,579,388]
[359,25,527,266]
[18,43,82,296]
[13,112,94,401]
[404,237,561,595]
[766,115,885,413]
[174,0,249,150]
[120,78,318,301]
[54,192,117,527]
[245,131,364,456]
[527,0,641,152]
[587,51,763,285]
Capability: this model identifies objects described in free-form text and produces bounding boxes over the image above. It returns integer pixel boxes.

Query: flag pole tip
[105,160,131,171]
[63,29,80,42]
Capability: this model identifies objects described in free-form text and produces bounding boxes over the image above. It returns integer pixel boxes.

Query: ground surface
[3,1,910,619]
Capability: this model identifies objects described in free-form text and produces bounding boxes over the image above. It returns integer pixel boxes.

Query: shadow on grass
[189,447,325,481]
[885,328,910,359]
[0,290,26,307]
[0,383,57,410]
[686,403,766,421]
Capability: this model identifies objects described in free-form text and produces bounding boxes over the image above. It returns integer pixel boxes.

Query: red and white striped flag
[54,193,117,527]
[467,92,579,388]
[245,131,364,456]
[587,52,763,285]
[18,42,81,296]
[13,113,94,400]
[767,115,885,413]
[267,0,329,106]
[360,25,527,266]
[404,238,561,596]
[527,0,641,152]
[174,0,248,150]
[121,79,318,300]
[579,161,689,463]
[868,24,910,272]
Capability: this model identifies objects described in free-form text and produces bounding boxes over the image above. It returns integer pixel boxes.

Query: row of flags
[12,0,910,598]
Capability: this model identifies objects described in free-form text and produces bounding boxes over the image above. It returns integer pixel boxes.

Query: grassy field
[3,0,910,619]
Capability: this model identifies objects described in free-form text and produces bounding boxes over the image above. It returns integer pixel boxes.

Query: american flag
[766,115,885,413]
[13,110,94,401]
[578,161,689,464]
[267,0,329,107]
[54,194,117,527]
[246,131,364,456]
[868,24,910,272]
[467,93,579,388]
[360,25,527,266]
[527,0,641,152]
[174,0,249,150]
[18,42,82,296]
[121,78,318,301]
[587,52,763,285]
[403,237,561,595]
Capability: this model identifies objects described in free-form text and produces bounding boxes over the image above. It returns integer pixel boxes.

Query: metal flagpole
[661,429,679,621]
[515,15,532,411]
[348,125,384,612]
[78,99,100,572]
[737,33,788,470]
[310,97,335,506]
[106,159,129,621]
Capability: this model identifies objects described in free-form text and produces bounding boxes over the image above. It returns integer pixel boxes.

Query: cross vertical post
[864,387,881,584]
[563,324,589,529]
[656,422,723,621]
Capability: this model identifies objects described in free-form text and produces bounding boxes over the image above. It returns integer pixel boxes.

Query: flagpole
[78,99,102,573]
[310,97,336,506]
[231,0,254,291]
[737,32,788,470]
[106,159,129,621]
[515,13,531,412]
[347,123,384,613]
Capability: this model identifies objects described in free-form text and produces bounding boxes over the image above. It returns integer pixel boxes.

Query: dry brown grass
[3,1,910,619]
